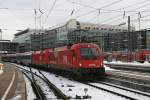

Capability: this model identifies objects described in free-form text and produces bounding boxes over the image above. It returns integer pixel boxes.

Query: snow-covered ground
[23,75,36,100]
[40,71,127,100]
[13,63,150,100]
[14,64,127,100]
[104,60,150,67]
[104,64,115,71]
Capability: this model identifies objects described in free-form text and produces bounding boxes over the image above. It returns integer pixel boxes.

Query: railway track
[104,70,150,93]
[83,82,137,100]
[106,70,150,85]
[13,63,150,100]
[14,64,68,100]
[95,80,150,97]
[39,71,68,100]
[14,64,130,99]
[83,80,150,100]
[23,72,46,100]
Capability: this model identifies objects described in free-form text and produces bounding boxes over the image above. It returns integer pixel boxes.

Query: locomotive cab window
[80,48,100,60]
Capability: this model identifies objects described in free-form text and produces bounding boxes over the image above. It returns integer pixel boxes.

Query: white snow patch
[104,61,115,70]
[23,75,36,100]
[41,71,127,100]
[104,60,150,67]
[104,65,114,70]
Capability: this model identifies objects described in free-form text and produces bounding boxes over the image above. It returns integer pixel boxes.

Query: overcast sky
[0,0,150,40]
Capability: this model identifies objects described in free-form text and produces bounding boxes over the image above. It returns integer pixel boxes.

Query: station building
[134,29,150,50]
[13,28,45,52]
[38,19,135,51]
[13,19,150,53]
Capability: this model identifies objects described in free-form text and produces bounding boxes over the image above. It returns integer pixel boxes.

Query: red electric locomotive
[32,43,105,76]
[2,43,105,76]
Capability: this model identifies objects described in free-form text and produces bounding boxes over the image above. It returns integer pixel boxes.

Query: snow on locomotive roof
[54,46,69,51]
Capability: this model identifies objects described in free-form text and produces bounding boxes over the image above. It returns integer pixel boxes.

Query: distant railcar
[105,49,150,63]
[135,50,150,63]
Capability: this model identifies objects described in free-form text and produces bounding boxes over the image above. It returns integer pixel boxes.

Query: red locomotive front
[71,43,105,75]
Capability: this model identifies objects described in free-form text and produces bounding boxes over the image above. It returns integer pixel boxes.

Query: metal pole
[128,16,131,51]
[0,29,2,55]
[128,16,130,33]
[128,16,132,61]
[139,17,141,31]
[0,29,2,40]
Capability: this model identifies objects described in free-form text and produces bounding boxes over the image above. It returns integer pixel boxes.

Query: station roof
[0,40,10,42]
[0,40,18,44]
[14,28,29,36]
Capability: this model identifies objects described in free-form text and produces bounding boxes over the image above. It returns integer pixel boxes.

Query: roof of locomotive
[54,43,100,51]
[33,43,101,52]
[54,46,69,51]
[71,43,100,49]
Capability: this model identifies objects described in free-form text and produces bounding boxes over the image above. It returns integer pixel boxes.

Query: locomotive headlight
[79,63,82,67]
[101,63,103,67]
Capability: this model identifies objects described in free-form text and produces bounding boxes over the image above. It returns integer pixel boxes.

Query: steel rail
[14,64,68,100]
[39,71,69,100]
[83,82,137,100]
[95,80,150,97]
[23,72,46,100]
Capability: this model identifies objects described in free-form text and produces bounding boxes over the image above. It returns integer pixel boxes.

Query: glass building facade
[12,20,150,53]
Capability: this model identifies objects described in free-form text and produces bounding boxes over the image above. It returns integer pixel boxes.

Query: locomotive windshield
[80,48,100,60]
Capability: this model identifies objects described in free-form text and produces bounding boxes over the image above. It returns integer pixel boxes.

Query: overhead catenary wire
[100,2,150,24]
[104,9,150,25]
[66,0,150,26]
[43,0,58,27]
[44,0,150,30]
[66,0,150,13]
[46,0,123,29]
[73,0,124,19]
[131,13,150,22]
[1,0,150,34]
[113,0,150,10]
